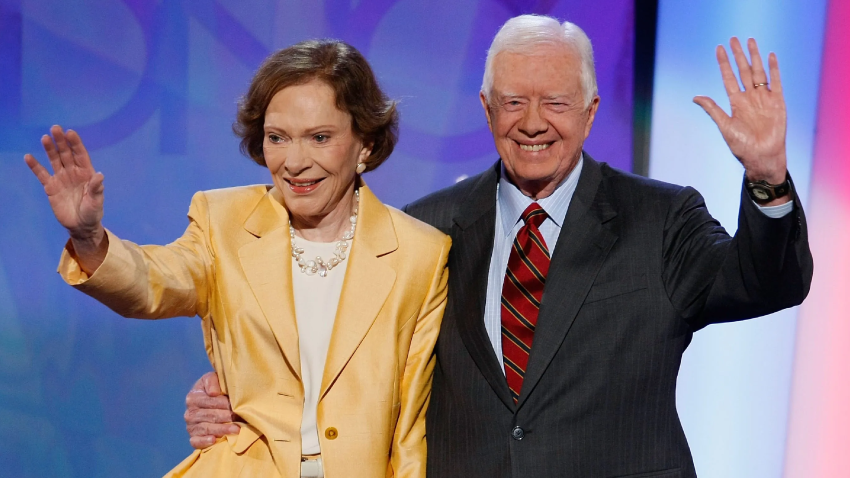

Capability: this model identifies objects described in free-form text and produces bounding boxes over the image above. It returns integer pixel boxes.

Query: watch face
[752,187,771,201]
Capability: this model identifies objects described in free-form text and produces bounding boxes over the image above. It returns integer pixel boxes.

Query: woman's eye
[314,134,328,143]
[268,134,283,143]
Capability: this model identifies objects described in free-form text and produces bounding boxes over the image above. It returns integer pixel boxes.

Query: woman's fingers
[51,125,76,170]
[41,134,62,174]
[87,172,105,194]
[24,154,52,186]
[66,129,94,170]
[85,172,106,212]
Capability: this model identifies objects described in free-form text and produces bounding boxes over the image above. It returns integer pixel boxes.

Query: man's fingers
[184,406,236,426]
[189,435,218,450]
[24,154,52,186]
[201,371,223,396]
[186,389,232,410]
[66,129,94,170]
[189,374,206,393]
[187,421,240,439]
[768,52,783,93]
[747,38,768,86]
[716,46,741,97]
[693,96,730,129]
[729,37,754,90]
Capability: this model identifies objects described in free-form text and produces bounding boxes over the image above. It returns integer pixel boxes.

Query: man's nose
[517,104,548,136]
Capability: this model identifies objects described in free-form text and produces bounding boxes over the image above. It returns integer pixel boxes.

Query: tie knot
[521,203,547,228]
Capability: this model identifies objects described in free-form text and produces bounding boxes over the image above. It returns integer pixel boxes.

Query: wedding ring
[753,82,768,88]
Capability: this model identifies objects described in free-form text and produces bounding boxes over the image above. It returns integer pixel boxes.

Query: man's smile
[516,141,554,152]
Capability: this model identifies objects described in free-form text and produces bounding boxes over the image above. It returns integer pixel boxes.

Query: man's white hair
[481,14,598,107]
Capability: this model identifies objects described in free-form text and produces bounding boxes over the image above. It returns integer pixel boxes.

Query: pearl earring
[355,162,367,174]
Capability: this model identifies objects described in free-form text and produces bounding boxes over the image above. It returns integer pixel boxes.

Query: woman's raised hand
[25,125,107,272]
[25,125,105,238]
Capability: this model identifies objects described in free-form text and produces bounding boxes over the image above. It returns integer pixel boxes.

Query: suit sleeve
[57,191,214,320]
[662,179,813,330]
[390,235,451,478]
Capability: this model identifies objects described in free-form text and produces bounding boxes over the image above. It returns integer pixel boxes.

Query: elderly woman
[24,40,450,478]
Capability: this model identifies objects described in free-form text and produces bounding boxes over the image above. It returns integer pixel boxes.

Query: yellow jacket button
[325,427,338,440]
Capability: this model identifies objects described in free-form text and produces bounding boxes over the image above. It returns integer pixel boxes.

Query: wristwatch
[746,173,792,204]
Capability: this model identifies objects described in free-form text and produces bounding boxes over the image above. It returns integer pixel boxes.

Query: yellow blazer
[58,184,451,478]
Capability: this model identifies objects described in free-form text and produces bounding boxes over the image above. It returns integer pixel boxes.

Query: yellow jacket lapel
[238,187,302,380]
[321,185,397,398]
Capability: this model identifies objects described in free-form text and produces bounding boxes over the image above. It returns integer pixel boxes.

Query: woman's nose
[283,140,311,175]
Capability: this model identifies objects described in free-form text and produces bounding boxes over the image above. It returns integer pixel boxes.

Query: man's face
[481,44,599,199]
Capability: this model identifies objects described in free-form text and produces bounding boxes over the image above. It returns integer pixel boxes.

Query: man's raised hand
[693,37,788,185]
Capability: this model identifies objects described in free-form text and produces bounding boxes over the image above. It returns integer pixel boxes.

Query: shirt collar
[498,154,584,234]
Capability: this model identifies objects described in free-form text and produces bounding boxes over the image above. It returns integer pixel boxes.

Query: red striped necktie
[501,203,550,403]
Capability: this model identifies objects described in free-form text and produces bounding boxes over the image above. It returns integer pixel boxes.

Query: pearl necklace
[289,189,359,278]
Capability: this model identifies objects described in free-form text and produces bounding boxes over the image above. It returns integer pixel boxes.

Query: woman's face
[263,80,370,229]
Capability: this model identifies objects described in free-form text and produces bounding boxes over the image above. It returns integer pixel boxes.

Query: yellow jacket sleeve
[390,234,451,478]
[57,191,214,320]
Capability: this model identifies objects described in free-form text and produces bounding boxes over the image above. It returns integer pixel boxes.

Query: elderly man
[185,14,812,478]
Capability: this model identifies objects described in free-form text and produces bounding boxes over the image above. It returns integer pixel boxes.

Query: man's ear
[480,92,495,134]
[583,95,600,140]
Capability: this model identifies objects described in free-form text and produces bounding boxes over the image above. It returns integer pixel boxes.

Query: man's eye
[508,101,522,106]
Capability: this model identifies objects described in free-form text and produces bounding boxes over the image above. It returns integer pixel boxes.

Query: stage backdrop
[0,1,634,476]
[650,0,838,477]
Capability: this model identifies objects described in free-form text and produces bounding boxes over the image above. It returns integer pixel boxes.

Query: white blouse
[290,237,349,455]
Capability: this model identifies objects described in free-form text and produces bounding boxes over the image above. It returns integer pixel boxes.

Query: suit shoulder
[403,167,493,229]
[597,162,696,206]
[404,180,467,215]
[386,206,451,250]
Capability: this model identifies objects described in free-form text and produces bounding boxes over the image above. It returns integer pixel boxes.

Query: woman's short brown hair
[233,39,398,172]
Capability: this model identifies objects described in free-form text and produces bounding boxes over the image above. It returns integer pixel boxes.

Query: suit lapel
[450,164,515,410]
[320,185,397,398]
[518,157,618,408]
[238,187,302,380]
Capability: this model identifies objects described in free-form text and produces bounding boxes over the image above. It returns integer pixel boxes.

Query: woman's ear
[357,142,373,170]
[359,141,373,160]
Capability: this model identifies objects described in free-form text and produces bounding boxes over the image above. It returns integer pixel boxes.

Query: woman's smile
[285,177,326,194]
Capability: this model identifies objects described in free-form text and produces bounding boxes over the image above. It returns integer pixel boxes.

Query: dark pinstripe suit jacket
[403,155,813,478]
